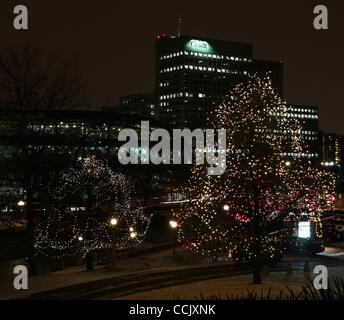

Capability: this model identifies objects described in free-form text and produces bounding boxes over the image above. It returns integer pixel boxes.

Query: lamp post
[17,200,26,216]
[169,219,178,256]
[110,217,118,270]
[130,229,137,250]
[223,204,230,212]
[331,195,336,212]
[17,200,25,207]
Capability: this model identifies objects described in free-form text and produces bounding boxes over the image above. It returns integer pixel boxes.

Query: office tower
[283,104,320,160]
[119,94,156,118]
[320,132,342,168]
[155,35,253,128]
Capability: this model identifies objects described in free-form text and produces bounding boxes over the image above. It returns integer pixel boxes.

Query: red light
[155,34,167,40]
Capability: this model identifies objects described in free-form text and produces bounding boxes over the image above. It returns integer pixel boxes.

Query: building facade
[155,34,284,128]
[283,104,320,160]
[320,132,342,168]
[119,94,156,119]
[155,35,253,128]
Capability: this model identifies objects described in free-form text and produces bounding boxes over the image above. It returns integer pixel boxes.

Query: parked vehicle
[288,237,325,256]
[321,210,344,243]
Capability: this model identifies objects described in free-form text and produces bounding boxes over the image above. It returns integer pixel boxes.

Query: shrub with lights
[34,156,151,269]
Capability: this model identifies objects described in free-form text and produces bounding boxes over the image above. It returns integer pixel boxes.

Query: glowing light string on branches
[34,156,151,258]
[173,75,336,263]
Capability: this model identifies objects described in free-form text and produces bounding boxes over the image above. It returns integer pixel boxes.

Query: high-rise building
[320,132,342,168]
[260,104,319,161]
[155,35,253,128]
[281,104,320,160]
[119,94,156,118]
[155,34,285,128]
[102,94,156,119]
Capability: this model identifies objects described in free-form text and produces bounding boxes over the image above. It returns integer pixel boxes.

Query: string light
[173,75,336,263]
[34,156,152,258]
[110,218,118,226]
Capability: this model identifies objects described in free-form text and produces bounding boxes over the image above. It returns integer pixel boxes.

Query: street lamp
[78,236,83,241]
[331,195,336,212]
[110,218,118,226]
[130,231,137,239]
[223,204,230,211]
[110,217,118,270]
[129,230,137,250]
[17,200,25,207]
[169,220,178,229]
[169,219,178,256]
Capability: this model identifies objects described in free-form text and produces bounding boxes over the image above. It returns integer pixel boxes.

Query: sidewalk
[118,265,344,300]
[2,249,344,300]
[0,247,212,300]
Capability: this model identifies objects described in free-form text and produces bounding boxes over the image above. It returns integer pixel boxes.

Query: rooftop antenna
[177,15,182,37]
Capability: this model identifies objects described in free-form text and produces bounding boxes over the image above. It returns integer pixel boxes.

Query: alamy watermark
[313,265,328,290]
[314,5,328,30]
[13,5,28,30]
[118,121,227,176]
[11,4,329,31]
[13,265,28,290]
[11,263,329,292]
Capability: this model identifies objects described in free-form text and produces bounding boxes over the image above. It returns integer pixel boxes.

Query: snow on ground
[0,249,211,300]
[116,272,308,300]
[117,265,344,300]
[1,246,343,300]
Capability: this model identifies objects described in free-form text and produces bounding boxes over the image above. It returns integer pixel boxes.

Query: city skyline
[0,0,343,135]
[1,2,344,303]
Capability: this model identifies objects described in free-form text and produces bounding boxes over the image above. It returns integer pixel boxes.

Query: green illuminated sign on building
[186,39,213,53]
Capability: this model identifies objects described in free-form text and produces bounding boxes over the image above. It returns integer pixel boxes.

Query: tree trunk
[26,180,37,276]
[253,264,262,284]
[86,251,94,271]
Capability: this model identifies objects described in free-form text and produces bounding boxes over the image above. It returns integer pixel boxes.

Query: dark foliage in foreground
[177,277,344,300]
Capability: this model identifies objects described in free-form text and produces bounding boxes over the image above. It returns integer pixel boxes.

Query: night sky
[0,0,343,134]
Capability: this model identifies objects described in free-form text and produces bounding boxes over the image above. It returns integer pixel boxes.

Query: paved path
[27,255,343,300]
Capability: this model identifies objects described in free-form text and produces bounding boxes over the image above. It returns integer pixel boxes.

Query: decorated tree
[35,156,151,270]
[174,75,335,284]
[0,45,86,274]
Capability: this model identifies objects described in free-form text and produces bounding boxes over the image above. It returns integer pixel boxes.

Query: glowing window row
[160,65,248,75]
[257,128,318,136]
[271,112,318,119]
[287,113,318,119]
[160,51,251,62]
[288,107,318,114]
[160,93,206,100]
[281,152,319,158]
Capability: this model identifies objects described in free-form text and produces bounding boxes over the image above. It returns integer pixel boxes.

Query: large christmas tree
[175,75,335,284]
[35,156,151,270]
